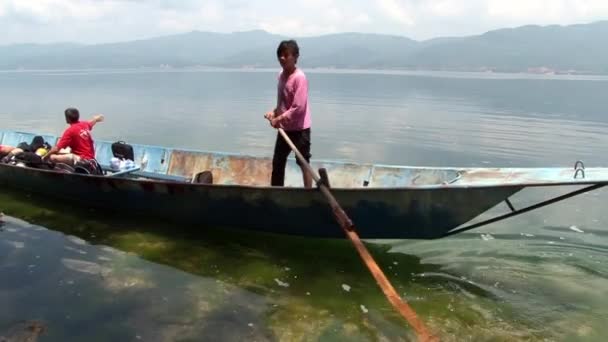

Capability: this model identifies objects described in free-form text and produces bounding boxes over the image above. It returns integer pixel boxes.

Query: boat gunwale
[1,162,607,192]
[4,129,608,190]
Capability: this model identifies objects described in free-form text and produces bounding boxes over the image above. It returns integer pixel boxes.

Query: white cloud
[7,0,121,22]
[0,0,606,44]
[377,0,415,25]
[486,0,608,22]
[198,1,224,22]
[354,13,371,25]
[423,0,466,17]
[157,2,225,32]
[486,0,567,21]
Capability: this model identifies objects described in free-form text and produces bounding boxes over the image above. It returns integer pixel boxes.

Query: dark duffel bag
[111,141,134,160]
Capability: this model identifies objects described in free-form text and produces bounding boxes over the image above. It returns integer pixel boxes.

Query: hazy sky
[1,0,607,45]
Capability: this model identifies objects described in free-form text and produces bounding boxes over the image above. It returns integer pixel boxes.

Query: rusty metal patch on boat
[168,150,271,186]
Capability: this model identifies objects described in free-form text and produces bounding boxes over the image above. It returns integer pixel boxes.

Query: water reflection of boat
[1,130,606,239]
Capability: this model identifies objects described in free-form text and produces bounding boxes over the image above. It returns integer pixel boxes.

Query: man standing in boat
[265,40,313,188]
[43,107,104,166]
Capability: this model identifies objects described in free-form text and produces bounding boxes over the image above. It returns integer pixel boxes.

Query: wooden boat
[1,130,606,239]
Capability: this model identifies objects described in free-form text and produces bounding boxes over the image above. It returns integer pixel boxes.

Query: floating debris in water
[64,246,87,255]
[274,278,290,288]
[480,233,495,241]
[520,233,535,237]
[248,323,254,328]
[100,246,126,256]
[569,225,585,233]
[284,267,291,271]
[306,292,311,296]
[360,305,369,313]
[341,284,351,292]
[62,258,108,275]
[67,236,87,245]
[393,261,398,265]
[6,240,25,249]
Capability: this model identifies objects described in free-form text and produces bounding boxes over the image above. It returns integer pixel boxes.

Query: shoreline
[0,66,607,81]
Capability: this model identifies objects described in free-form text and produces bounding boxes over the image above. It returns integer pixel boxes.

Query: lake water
[1,69,608,341]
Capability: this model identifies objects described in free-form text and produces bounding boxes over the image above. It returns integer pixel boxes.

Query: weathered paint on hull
[0,164,522,239]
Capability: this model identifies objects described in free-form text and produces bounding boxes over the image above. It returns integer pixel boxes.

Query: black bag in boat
[15,136,47,153]
[16,142,31,152]
[12,152,54,170]
[111,141,134,160]
[30,136,46,152]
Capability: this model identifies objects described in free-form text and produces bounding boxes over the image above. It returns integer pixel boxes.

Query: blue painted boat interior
[5,129,608,188]
[0,130,460,188]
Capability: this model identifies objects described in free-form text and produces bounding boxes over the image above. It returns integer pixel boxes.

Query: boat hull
[0,163,521,239]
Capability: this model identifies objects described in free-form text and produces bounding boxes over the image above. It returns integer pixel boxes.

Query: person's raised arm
[88,114,104,128]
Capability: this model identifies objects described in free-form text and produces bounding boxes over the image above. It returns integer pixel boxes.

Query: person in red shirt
[43,107,104,165]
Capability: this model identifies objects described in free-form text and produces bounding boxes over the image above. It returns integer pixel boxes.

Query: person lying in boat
[0,136,50,162]
[0,144,20,163]
[42,107,104,168]
[0,144,14,159]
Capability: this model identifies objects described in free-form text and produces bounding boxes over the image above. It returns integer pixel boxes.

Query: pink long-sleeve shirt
[276,68,311,131]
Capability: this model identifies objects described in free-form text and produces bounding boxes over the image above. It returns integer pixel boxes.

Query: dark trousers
[271,128,311,186]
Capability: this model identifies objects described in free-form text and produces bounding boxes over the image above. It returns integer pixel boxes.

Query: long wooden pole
[274,126,437,341]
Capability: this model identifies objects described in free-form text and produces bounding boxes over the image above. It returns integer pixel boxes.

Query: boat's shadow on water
[0,188,438,277]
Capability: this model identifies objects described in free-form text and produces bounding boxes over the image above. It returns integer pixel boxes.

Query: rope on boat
[275,126,438,342]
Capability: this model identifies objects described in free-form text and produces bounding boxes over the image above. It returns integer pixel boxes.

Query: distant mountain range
[1,21,607,74]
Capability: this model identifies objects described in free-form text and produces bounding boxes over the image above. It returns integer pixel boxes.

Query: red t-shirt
[56,121,96,160]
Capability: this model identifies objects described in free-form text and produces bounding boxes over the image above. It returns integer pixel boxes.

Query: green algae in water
[0,189,593,341]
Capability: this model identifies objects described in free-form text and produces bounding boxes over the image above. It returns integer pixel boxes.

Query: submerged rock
[0,320,46,342]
